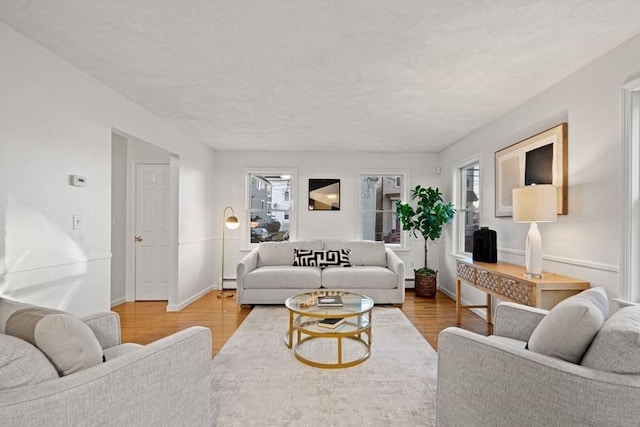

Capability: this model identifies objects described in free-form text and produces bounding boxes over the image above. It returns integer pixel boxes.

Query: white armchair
[436,302,640,426]
[0,310,212,426]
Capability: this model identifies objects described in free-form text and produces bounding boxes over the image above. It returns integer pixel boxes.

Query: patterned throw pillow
[293,249,351,267]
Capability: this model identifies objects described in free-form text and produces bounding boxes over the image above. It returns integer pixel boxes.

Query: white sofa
[0,298,212,426]
[236,240,405,306]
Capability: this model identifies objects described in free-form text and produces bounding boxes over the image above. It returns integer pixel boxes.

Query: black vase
[472,227,497,263]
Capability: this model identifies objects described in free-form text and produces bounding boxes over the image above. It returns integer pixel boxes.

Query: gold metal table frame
[284,291,374,369]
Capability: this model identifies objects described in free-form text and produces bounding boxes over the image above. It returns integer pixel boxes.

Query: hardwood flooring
[113,289,492,357]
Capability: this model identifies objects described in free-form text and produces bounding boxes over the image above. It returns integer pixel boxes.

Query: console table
[456,258,590,325]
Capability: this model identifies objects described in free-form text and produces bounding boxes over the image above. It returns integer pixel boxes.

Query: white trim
[356,169,409,249]
[179,237,216,246]
[621,77,640,302]
[497,247,619,273]
[110,296,126,307]
[4,254,112,275]
[452,153,482,257]
[438,284,488,321]
[166,285,214,312]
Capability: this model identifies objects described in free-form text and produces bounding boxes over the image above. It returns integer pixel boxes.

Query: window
[247,170,295,244]
[622,78,640,302]
[456,160,480,255]
[359,172,407,246]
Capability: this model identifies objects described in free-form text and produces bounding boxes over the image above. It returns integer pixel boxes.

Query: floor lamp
[512,184,557,278]
[219,206,239,299]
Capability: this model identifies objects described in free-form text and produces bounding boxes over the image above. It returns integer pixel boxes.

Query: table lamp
[219,206,239,298]
[512,184,557,278]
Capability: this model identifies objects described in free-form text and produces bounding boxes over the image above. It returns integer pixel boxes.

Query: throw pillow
[5,306,104,376]
[292,249,351,267]
[0,334,59,390]
[581,305,640,373]
[527,287,608,364]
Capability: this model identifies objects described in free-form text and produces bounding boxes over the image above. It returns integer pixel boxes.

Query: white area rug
[211,306,437,426]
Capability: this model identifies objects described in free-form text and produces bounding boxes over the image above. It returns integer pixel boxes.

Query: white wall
[0,23,215,315]
[213,150,443,285]
[438,34,640,314]
[110,133,128,306]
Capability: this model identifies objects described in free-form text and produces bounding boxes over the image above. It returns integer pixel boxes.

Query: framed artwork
[308,179,340,210]
[495,123,568,217]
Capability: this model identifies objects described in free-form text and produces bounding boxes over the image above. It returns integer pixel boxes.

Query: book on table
[318,317,346,329]
[317,295,343,307]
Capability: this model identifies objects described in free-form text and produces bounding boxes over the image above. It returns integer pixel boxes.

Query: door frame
[125,156,179,308]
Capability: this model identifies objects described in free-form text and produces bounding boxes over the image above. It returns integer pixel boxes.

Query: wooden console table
[456,258,589,325]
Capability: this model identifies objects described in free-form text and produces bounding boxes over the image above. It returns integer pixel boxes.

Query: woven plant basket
[415,271,437,298]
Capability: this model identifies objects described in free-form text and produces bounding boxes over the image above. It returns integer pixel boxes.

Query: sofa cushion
[322,266,397,289]
[293,249,351,267]
[527,287,608,364]
[581,305,640,373]
[322,240,387,267]
[4,305,104,376]
[0,334,59,390]
[243,266,322,289]
[257,240,323,267]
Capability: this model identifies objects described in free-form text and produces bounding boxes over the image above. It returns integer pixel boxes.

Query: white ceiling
[1,1,639,152]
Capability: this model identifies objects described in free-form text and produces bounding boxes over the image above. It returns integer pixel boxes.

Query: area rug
[211,306,437,426]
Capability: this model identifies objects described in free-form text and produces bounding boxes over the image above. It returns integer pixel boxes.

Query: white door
[135,164,170,300]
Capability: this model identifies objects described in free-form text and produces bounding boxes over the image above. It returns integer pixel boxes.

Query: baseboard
[166,285,214,312]
[438,286,488,321]
[110,296,126,307]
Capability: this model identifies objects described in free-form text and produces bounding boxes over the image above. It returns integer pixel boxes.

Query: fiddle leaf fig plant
[395,185,456,275]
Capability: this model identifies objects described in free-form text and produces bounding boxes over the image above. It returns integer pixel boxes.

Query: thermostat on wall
[70,175,87,187]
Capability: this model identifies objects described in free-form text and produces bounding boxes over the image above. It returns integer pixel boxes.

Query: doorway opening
[110,131,179,307]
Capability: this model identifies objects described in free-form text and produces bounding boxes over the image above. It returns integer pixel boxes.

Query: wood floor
[113,289,492,357]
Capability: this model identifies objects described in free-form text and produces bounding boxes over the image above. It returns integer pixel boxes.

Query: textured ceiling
[1,1,639,152]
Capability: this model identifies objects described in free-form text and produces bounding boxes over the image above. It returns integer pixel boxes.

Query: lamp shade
[512,185,557,223]
[225,215,239,229]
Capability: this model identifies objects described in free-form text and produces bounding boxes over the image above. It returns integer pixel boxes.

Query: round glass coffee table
[284,291,374,369]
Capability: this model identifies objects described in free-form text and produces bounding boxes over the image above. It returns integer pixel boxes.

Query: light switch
[69,175,87,187]
[73,214,81,230]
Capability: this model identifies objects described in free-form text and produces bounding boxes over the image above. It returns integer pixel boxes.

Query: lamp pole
[219,206,238,299]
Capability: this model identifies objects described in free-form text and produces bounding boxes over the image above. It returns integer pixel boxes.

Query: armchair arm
[385,248,405,304]
[436,327,640,427]
[236,248,259,304]
[0,326,212,426]
[385,248,405,290]
[81,311,121,349]
[493,302,548,341]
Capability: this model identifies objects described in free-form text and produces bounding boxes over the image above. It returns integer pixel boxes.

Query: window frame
[244,168,297,249]
[453,155,481,257]
[621,77,640,302]
[357,170,409,250]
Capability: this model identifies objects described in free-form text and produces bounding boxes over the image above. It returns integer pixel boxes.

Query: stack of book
[318,317,346,329]
[317,295,343,307]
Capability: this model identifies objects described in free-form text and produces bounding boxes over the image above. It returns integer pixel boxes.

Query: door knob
[135,236,143,242]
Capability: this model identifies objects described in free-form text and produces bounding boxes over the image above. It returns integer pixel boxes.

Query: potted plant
[396,185,455,297]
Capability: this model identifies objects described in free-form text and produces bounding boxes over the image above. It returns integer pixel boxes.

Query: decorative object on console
[219,206,239,299]
[308,179,340,210]
[512,184,557,278]
[396,186,455,298]
[495,123,567,217]
[472,226,497,263]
